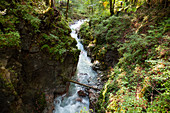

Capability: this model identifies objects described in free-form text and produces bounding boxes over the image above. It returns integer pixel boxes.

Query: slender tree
[66,0,69,19]
[109,0,114,16]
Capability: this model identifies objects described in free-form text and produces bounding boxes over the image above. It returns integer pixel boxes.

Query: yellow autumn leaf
[103,1,109,8]
[99,1,103,3]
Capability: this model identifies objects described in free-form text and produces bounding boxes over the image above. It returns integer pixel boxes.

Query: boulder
[77,90,87,97]
[76,97,82,102]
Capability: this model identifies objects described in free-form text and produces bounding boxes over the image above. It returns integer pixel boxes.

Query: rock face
[85,44,119,70]
[0,48,21,113]
[0,9,79,113]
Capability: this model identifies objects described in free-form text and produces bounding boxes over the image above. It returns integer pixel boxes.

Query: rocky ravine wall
[0,9,80,113]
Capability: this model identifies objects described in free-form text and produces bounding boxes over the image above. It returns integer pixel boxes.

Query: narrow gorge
[0,0,169,113]
[54,20,99,113]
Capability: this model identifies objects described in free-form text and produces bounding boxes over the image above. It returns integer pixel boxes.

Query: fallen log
[61,75,100,90]
[68,79,100,90]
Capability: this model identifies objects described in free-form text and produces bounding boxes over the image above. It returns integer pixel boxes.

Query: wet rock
[89,93,96,102]
[29,44,40,53]
[76,97,82,102]
[84,73,88,75]
[105,50,119,67]
[78,73,88,76]
[75,26,81,34]
[88,89,99,110]
[77,90,87,97]
[92,60,103,71]
[87,43,95,57]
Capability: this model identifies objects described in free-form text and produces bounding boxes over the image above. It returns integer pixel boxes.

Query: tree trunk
[134,0,138,5]
[68,79,100,90]
[113,0,115,11]
[109,0,114,16]
[51,0,54,8]
[66,0,69,19]
[62,75,100,90]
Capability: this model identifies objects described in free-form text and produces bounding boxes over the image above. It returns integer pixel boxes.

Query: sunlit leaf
[103,1,109,8]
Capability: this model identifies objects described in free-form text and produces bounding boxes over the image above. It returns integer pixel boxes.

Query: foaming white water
[54,20,97,113]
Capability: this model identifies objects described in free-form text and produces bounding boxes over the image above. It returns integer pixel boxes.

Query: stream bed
[54,20,98,113]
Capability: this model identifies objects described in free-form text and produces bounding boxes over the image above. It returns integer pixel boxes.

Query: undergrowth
[79,6,170,113]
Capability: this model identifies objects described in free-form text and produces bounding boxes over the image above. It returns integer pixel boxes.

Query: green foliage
[0,0,10,9]
[0,1,41,48]
[13,2,42,33]
[118,18,170,70]
[76,107,93,113]
[145,60,170,112]
[23,13,41,32]
[41,33,67,61]
[40,29,79,62]
[0,7,21,48]
[79,22,93,46]
[79,6,170,112]
[79,15,130,64]
[55,17,71,35]
[97,18,169,112]
[0,31,20,48]
[55,0,88,20]
[97,56,169,112]
[0,1,79,63]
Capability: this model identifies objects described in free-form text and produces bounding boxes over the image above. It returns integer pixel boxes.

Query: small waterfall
[53,20,98,113]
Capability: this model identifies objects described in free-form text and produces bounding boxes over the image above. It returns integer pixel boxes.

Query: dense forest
[0,0,169,113]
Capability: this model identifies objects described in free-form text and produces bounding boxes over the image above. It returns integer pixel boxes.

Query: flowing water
[54,20,98,113]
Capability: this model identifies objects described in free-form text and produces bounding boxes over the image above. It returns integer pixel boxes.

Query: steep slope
[79,5,170,112]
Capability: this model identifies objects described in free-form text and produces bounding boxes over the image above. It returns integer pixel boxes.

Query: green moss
[79,22,94,46]
[0,1,79,63]
[0,9,21,48]
[0,31,20,48]
[55,17,71,35]
[40,28,79,62]
[38,13,79,63]
[0,71,17,97]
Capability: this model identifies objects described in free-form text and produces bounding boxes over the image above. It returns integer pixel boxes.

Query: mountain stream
[54,20,98,113]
